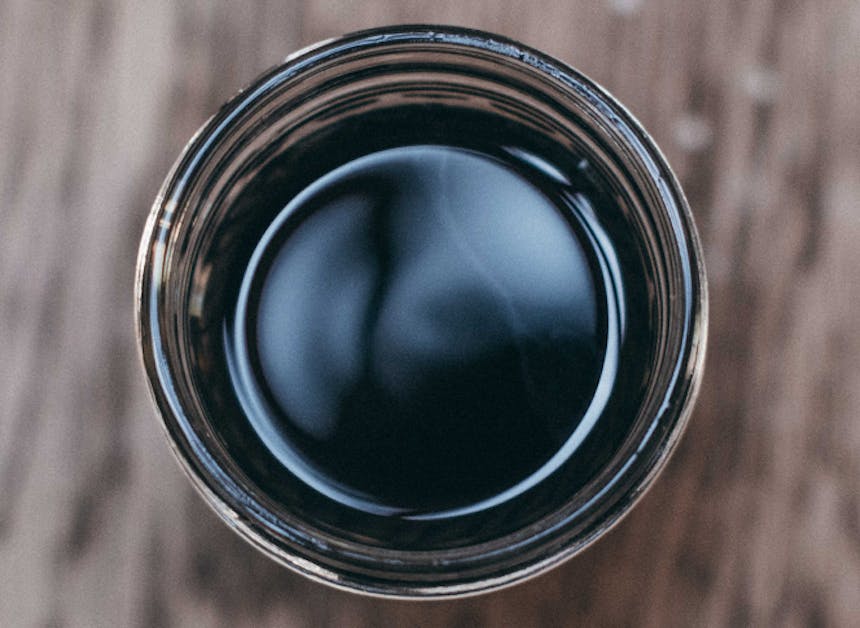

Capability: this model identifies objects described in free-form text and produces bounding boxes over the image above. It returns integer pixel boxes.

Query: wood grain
[2,0,859,625]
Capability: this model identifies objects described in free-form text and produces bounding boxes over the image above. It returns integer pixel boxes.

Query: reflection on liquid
[231,146,609,515]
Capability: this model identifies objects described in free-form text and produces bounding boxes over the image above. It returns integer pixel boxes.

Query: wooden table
[2,1,858,625]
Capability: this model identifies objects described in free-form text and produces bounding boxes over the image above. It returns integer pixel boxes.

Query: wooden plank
[1,0,858,625]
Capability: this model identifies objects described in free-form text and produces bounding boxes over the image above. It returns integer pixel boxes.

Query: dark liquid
[191,105,654,548]
[235,145,605,516]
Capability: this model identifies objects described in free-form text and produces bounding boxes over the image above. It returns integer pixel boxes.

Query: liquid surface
[190,103,653,548]
[230,146,607,516]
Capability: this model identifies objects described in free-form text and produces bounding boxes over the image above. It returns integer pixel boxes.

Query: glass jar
[135,25,707,597]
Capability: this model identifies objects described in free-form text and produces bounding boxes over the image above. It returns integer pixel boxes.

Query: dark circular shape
[234,145,607,516]
[136,25,707,597]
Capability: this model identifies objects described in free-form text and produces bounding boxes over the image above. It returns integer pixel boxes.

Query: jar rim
[135,24,707,598]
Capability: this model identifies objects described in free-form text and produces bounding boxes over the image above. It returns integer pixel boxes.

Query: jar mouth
[135,24,707,598]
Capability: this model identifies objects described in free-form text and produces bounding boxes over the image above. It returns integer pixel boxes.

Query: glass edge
[133,24,710,599]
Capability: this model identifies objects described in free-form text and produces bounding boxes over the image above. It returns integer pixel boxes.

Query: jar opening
[136,25,707,597]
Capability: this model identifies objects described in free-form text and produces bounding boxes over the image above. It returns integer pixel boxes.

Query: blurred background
[1,0,858,626]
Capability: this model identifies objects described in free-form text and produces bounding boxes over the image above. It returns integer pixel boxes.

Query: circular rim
[135,24,708,598]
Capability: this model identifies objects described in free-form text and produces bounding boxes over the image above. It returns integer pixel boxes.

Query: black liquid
[190,104,654,549]
[235,145,605,516]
